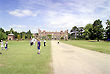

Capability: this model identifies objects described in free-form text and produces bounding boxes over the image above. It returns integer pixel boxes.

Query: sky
[0,0,110,33]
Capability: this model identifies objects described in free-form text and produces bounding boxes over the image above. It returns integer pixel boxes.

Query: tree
[70,33,75,40]
[68,33,71,39]
[78,27,84,39]
[20,32,26,39]
[22,34,26,40]
[13,31,18,38]
[42,36,46,40]
[9,28,14,34]
[0,28,5,33]
[3,33,7,40]
[106,19,110,39]
[47,34,52,40]
[0,28,7,40]
[83,24,94,40]
[6,31,10,35]
[70,26,78,39]
[17,34,21,40]
[27,30,32,39]
[0,31,3,40]
[93,19,104,41]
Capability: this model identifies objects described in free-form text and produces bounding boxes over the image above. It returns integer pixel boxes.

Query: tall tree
[9,28,14,34]
[106,19,110,39]
[0,28,7,40]
[13,31,18,38]
[70,26,78,39]
[78,27,84,39]
[27,30,32,39]
[93,19,104,41]
[0,28,5,33]
[83,24,94,40]
[6,31,10,35]
[22,34,26,40]
[21,32,26,40]
[17,34,21,40]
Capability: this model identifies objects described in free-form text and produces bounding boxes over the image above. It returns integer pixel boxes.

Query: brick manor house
[38,29,68,40]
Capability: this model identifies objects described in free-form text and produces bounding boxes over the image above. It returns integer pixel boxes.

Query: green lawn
[61,40,110,54]
[0,40,52,74]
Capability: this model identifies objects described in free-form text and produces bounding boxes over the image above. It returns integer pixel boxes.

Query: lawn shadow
[88,41,97,42]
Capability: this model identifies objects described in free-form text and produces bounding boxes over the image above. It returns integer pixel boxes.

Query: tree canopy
[69,19,108,41]
[0,28,32,41]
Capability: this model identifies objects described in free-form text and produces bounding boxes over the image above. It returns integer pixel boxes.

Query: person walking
[58,40,59,44]
[44,39,46,46]
[30,38,33,46]
[1,40,4,50]
[5,40,8,50]
[34,38,36,46]
[37,39,41,54]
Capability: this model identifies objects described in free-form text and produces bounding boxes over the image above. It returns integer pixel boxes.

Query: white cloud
[41,0,110,31]
[10,24,26,28]
[9,24,38,33]
[44,11,95,31]
[9,9,38,17]
[9,24,27,32]
[6,0,110,32]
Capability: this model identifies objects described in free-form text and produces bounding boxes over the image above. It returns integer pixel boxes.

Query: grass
[61,40,110,54]
[0,40,52,74]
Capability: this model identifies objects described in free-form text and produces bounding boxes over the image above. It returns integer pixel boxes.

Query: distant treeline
[69,19,110,41]
[0,28,33,41]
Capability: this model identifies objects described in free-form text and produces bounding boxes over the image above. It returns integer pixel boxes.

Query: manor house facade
[38,29,68,40]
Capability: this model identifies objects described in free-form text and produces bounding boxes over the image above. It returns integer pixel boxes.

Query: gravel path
[51,40,110,74]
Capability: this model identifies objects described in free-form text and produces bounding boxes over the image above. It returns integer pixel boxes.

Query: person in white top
[30,38,33,46]
[1,40,4,50]
[44,39,46,46]
[32,38,35,42]
[34,38,36,46]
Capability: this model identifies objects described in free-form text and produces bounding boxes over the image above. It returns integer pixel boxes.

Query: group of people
[30,38,46,54]
[1,40,8,50]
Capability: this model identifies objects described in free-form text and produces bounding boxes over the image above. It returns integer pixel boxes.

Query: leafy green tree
[78,27,84,39]
[22,34,26,40]
[0,28,7,40]
[17,34,21,40]
[93,19,104,41]
[83,24,94,40]
[47,34,52,40]
[22,32,26,39]
[3,33,7,40]
[103,29,107,40]
[27,30,32,39]
[0,28,5,33]
[42,36,46,40]
[13,31,18,38]
[0,31,3,40]
[70,26,78,39]
[70,33,75,40]
[9,28,14,34]
[20,32,25,39]
[106,19,110,39]
[68,33,71,39]
[6,31,10,35]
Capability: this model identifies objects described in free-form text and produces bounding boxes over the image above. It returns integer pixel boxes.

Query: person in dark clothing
[44,39,46,46]
[37,39,41,54]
